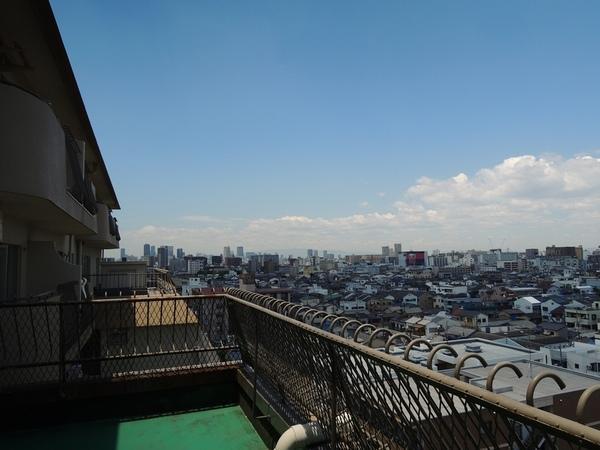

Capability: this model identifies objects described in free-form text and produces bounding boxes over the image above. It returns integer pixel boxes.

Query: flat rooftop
[0,405,266,450]
[463,360,600,407]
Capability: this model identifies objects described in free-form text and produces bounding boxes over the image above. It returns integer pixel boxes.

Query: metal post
[329,342,338,448]
[252,308,259,418]
[59,302,66,386]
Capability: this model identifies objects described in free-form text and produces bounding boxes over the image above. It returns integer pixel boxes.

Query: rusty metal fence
[0,296,239,390]
[224,288,600,450]
[2,290,600,449]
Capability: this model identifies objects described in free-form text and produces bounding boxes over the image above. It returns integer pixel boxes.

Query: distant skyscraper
[143,243,151,257]
[314,250,318,257]
[150,245,156,257]
[157,246,169,268]
[223,246,232,258]
[525,248,539,259]
[382,246,390,257]
[307,249,314,258]
[394,243,402,255]
[176,248,184,259]
[120,248,126,259]
[167,246,174,258]
[236,246,244,258]
[323,250,328,259]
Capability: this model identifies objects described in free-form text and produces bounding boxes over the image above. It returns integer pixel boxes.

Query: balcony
[83,203,119,249]
[0,83,97,235]
[1,290,599,449]
[87,266,177,298]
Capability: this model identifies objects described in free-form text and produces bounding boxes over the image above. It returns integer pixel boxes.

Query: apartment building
[565,301,600,331]
[0,1,120,302]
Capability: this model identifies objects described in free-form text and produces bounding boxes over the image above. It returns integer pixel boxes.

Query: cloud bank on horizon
[116,154,600,255]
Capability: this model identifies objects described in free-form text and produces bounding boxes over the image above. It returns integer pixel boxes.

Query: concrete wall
[27,241,81,299]
[0,83,97,234]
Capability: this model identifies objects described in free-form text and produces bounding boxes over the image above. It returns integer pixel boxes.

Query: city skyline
[50,1,600,257]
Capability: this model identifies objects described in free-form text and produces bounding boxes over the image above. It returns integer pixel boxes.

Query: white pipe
[274,422,327,450]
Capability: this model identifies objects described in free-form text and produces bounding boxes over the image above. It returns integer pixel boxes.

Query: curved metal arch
[294,306,311,320]
[329,316,349,334]
[453,353,488,379]
[310,311,329,327]
[271,299,286,311]
[576,385,600,424]
[265,298,279,309]
[366,328,394,348]
[288,304,302,318]
[319,314,338,330]
[281,303,294,316]
[485,362,523,391]
[384,333,412,353]
[259,296,272,308]
[526,371,566,406]
[403,338,433,361]
[353,324,377,343]
[304,309,321,324]
[426,344,458,370]
[340,320,362,338]
[299,308,318,322]
[276,300,290,313]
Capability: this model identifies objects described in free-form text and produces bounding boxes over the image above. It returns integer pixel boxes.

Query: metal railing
[224,288,600,450]
[87,268,177,297]
[64,126,97,215]
[2,289,600,449]
[0,296,239,389]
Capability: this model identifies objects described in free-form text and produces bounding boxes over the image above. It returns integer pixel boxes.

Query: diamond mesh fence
[0,296,240,390]
[225,288,600,450]
[2,290,600,449]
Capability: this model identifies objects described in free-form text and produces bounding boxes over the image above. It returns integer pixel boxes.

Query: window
[575,363,579,369]
[0,244,19,302]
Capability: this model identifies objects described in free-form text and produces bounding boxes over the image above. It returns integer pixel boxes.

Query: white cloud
[114,154,600,255]
[377,192,386,197]
[359,201,369,207]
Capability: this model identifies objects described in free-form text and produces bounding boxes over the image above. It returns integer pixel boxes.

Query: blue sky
[51,1,600,255]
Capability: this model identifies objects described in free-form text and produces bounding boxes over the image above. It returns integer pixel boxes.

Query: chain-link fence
[2,291,600,449]
[0,296,239,390]
[225,290,600,450]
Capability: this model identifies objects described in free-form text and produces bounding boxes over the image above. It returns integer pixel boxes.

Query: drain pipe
[274,422,327,450]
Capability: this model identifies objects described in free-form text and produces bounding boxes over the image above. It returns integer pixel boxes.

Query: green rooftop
[0,406,266,450]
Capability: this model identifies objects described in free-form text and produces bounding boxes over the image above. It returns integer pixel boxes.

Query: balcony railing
[0,296,239,389]
[1,290,600,449]
[86,268,177,297]
[224,288,600,450]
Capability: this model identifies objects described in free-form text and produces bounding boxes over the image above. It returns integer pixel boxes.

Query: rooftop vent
[465,343,482,353]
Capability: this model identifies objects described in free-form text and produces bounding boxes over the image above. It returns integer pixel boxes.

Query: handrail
[223,290,600,448]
